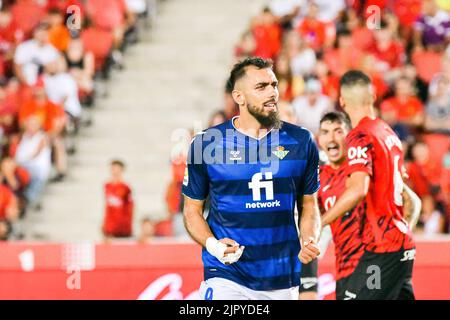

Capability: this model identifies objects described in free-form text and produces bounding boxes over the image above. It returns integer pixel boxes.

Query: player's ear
[339,96,345,109]
[232,89,245,106]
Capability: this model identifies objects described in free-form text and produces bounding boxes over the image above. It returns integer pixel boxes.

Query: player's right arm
[322,130,373,226]
[183,197,213,247]
[182,134,242,264]
[183,197,241,260]
[402,184,421,230]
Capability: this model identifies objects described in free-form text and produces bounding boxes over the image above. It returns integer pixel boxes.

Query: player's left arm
[321,171,370,226]
[297,132,321,264]
[298,193,321,264]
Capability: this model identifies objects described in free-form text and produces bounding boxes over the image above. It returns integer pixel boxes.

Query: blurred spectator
[14,115,51,210]
[0,182,19,223]
[0,219,10,240]
[102,159,134,241]
[0,82,19,146]
[208,110,226,127]
[86,0,133,67]
[400,63,429,103]
[314,0,346,23]
[0,6,25,77]
[0,156,30,218]
[251,7,282,60]
[413,0,450,51]
[296,2,327,52]
[314,59,339,101]
[46,0,86,13]
[284,31,316,77]
[18,77,67,182]
[324,29,364,76]
[269,0,304,29]
[47,7,71,52]
[64,37,95,102]
[138,216,155,244]
[11,0,46,38]
[380,76,424,140]
[234,30,256,61]
[43,55,82,120]
[292,77,333,135]
[14,22,58,86]
[425,53,450,134]
[274,51,303,101]
[369,19,405,74]
[407,140,447,234]
[278,100,296,124]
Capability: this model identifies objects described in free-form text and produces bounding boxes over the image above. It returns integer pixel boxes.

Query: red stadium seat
[412,51,443,83]
[80,27,114,72]
[11,0,46,37]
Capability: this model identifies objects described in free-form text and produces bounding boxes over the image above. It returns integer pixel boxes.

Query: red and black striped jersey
[345,117,415,253]
[319,163,365,280]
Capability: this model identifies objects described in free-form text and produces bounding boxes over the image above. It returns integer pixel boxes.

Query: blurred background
[0,0,448,299]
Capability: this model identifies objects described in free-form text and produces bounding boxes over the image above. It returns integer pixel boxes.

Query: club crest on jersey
[229,150,242,161]
[272,146,289,160]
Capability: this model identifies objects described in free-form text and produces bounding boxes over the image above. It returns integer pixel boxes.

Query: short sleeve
[301,133,320,195]
[345,130,374,176]
[181,134,209,200]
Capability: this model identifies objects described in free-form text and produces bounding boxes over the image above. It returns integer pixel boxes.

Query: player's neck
[233,114,273,139]
[330,158,345,170]
[349,106,376,128]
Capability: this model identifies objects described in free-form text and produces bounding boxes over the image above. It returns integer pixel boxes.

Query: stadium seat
[80,27,114,75]
[11,0,46,37]
[412,51,443,83]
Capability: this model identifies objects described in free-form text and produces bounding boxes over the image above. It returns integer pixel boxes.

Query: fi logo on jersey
[246,172,281,209]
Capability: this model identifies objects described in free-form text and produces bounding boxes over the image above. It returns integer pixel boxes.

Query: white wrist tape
[220,246,244,265]
[206,237,227,260]
[205,237,244,265]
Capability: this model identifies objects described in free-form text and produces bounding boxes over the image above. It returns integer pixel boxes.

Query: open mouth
[327,142,340,157]
[263,101,277,111]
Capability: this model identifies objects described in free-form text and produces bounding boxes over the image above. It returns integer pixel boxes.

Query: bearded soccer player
[321,71,418,300]
[182,57,321,300]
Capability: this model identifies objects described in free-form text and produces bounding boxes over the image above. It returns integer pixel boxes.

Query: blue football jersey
[182,117,320,291]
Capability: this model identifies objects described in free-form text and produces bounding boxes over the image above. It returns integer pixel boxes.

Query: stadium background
[0,0,449,299]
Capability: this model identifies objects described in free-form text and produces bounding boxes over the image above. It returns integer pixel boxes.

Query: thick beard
[247,104,282,129]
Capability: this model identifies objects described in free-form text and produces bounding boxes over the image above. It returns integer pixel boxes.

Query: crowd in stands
[165,0,450,236]
[0,0,153,241]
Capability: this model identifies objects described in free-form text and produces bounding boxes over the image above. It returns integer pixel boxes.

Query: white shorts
[199,277,299,300]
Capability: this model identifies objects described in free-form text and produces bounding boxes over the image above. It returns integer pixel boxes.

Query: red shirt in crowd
[392,0,422,27]
[345,116,415,253]
[297,18,326,51]
[19,98,66,133]
[0,184,17,220]
[86,0,127,31]
[405,162,431,198]
[252,23,281,60]
[369,41,405,69]
[319,162,365,280]
[103,181,133,237]
[380,96,424,123]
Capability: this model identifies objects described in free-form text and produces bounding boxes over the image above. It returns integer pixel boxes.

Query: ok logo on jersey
[348,146,368,160]
[248,172,274,201]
